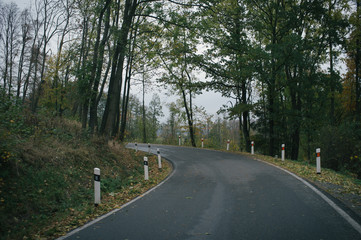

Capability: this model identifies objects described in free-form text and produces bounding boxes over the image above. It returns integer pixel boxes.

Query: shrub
[317,122,361,178]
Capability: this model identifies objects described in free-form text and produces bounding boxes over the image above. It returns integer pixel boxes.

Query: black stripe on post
[144,161,148,166]
[94,174,100,181]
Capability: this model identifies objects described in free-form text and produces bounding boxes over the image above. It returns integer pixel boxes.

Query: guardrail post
[144,157,149,180]
[157,148,162,169]
[281,144,285,162]
[94,168,100,206]
[316,148,321,174]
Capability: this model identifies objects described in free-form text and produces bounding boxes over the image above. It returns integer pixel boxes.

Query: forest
[1,0,361,178]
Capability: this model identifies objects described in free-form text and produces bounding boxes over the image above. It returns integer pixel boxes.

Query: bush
[0,90,32,173]
[317,122,361,178]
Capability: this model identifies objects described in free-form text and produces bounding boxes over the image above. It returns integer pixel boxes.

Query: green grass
[0,117,171,240]
[244,152,361,196]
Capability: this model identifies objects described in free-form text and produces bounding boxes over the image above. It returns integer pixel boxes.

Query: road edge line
[256,158,361,235]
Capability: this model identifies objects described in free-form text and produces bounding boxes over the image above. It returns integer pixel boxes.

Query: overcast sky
[2,0,29,9]
[133,77,230,123]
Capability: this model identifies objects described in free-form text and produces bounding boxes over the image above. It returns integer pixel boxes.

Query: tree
[100,0,138,137]
[196,0,253,152]
[88,0,111,132]
[22,1,42,105]
[52,0,74,116]
[31,0,64,112]
[148,93,164,141]
[158,5,200,147]
[0,3,20,98]
[16,9,32,100]
[323,0,349,125]
[348,0,361,119]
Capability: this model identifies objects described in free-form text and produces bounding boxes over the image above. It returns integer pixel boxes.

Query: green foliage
[0,88,33,174]
[0,112,158,239]
[316,122,361,178]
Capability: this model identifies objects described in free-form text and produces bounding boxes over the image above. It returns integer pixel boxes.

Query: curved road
[62,144,361,240]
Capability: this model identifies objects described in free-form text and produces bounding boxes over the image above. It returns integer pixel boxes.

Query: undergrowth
[249,153,361,196]
[0,107,171,239]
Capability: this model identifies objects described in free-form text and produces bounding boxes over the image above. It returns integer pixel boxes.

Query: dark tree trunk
[241,80,251,152]
[142,72,147,143]
[268,80,275,156]
[89,0,111,133]
[181,86,196,147]
[100,0,138,138]
[356,0,361,119]
[285,64,302,161]
[119,33,135,141]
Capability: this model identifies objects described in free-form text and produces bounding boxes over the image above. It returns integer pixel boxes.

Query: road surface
[62,144,361,240]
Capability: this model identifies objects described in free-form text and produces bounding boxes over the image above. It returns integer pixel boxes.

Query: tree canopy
[1,0,361,177]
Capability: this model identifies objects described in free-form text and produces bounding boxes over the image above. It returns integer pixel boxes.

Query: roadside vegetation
[2,0,361,238]
[252,153,361,217]
[1,0,361,180]
[253,153,361,196]
[0,95,171,240]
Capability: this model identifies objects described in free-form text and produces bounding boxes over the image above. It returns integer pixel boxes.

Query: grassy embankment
[0,116,171,240]
[238,150,361,214]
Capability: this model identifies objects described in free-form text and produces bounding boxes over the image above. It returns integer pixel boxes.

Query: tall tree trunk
[119,21,137,141]
[80,30,93,128]
[30,45,40,110]
[3,21,9,98]
[32,26,48,112]
[183,68,196,147]
[329,39,335,125]
[142,71,147,143]
[241,80,251,152]
[268,73,276,156]
[285,65,302,160]
[17,18,29,99]
[100,0,137,137]
[328,0,336,125]
[89,0,111,133]
[356,0,361,119]
[32,0,61,112]
[268,23,278,157]
[290,87,301,160]
[8,26,14,98]
[53,1,70,115]
[180,85,196,147]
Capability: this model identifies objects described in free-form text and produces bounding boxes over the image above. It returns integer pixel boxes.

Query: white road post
[179,136,181,146]
[157,148,162,169]
[281,144,285,162]
[135,142,138,152]
[201,138,204,148]
[144,157,149,180]
[148,143,151,154]
[94,168,101,206]
[316,148,321,174]
[227,139,230,151]
[251,141,254,155]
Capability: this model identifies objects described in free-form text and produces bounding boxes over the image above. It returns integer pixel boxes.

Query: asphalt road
[62,144,361,240]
